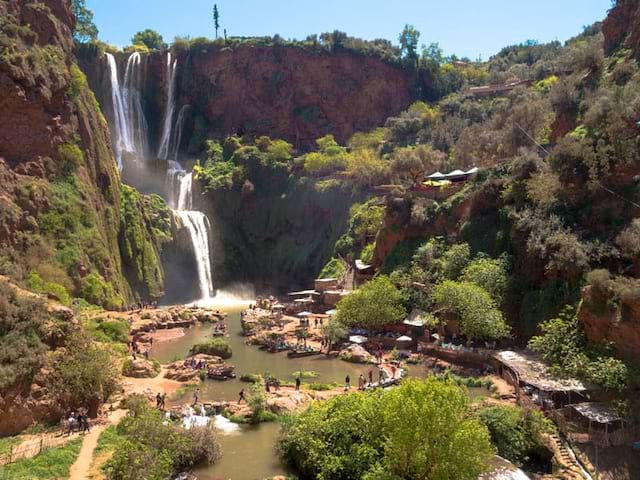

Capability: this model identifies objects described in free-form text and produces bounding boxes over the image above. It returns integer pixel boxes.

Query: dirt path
[68,409,127,480]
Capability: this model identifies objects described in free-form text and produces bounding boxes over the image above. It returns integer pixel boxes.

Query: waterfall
[105,53,127,170]
[170,104,190,161]
[122,52,148,158]
[165,160,185,209]
[105,52,148,169]
[177,172,193,210]
[158,52,178,160]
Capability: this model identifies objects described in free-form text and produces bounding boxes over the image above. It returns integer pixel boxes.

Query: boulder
[339,344,375,364]
[123,359,158,378]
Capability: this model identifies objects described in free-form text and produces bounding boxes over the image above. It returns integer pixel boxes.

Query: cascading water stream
[170,104,190,161]
[105,52,149,169]
[158,52,178,160]
[173,173,215,300]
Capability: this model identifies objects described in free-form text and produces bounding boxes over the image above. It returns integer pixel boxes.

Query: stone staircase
[542,433,592,480]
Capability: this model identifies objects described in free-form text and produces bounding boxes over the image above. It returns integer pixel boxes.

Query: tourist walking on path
[82,414,90,433]
[238,389,246,403]
[193,388,200,405]
[344,375,351,391]
[67,412,76,436]
[160,393,166,410]
[156,392,162,409]
[368,370,373,386]
[295,376,301,391]
[358,374,365,390]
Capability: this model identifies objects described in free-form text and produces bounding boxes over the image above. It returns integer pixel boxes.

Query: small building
[315,278,338,292]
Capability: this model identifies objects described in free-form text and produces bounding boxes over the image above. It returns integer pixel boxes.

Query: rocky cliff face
[82,45,419,154]
[0,0,168,306]
[603,0,640,57]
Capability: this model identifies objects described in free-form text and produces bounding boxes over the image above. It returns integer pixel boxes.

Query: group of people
[66,410,91,436]
[129,337,151,361]
[155,392,167,410]
[130,300,157,311]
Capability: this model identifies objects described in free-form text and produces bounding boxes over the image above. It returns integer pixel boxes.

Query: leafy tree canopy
[279,377,494,480]
[336,275,407,331]
[71,0,98,43]
[132,29,166,50]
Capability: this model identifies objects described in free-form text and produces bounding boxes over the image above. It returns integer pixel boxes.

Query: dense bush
[476,405,554,466]
[336,275,406,330]
[528,307,629,391]
[105,399,220,480]
[279,378,494,480]
[47,329,120,412]
[190,338,232,359]
[0,281,52,391]
[318,257,346,279]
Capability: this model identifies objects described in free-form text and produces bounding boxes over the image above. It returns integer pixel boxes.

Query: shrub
[336,276,406,331]
[47,329,120,413]
[105,402,220,480]
[432,280,510,340]
[26,271,71,305]
[279,378,494,480]
[0,281,51,391]
[460,256,509,303]
[190,338,232,359]
[240,373,262,383]
[319,257,346,279]
[58,142,83,176]
[476,405,553,466]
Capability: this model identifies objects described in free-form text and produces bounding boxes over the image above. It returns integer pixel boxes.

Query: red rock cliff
[603,0,640,57]
[176,45,417,149]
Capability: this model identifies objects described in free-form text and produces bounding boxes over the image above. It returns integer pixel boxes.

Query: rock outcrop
[603,0,640,58]
[578,285,640,358]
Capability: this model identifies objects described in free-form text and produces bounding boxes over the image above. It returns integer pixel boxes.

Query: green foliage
[0,281,52,391]
[71,0,98,43]
[336,276,406,331]
[319,257,346,279]
[528,307,629,391]
[89,318,129,344]
[58,142,83,177]
[190,338,232,359]
[26,271,71,305]
[321,318,348,348]
[279,378,494,480]
[335,200,385,260]
[68,63,89,102]
[360,243,375,264]
[131,29,165,50]
[80,273,122,311]
[440,243,471,280]
[460,256,509,303]
[248,382,268,424]
[476,405,554,466]
[105,402,220,480]
[119,185,168,299]
[303,135,351,176]
[432,280,510,340]
[0,437,82,479]
[239,373,262,383]
[47,329,120,412]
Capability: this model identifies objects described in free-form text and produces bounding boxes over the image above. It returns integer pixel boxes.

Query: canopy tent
[403,309,428,328]
[570,403,622,425]
[349,335,368,344]
[427,171,446,180]
[445,169,466,178]
[431,333,440,340]
[326,309,337,316]
[396,335,413,342]
[272,304,286,310]
[297,311,312,317]
[294,297,315,304]
[465,166,479,175]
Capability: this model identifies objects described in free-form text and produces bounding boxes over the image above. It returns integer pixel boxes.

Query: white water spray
[158,52,178,160]
[174,208,215,300]
[170,104,190,161]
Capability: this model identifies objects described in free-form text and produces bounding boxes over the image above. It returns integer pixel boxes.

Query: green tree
[71,0,98,43]
[432,280,510,340]
[213,4,220,39]
[279,378,494,480]
[132,29,166,50]
[47,329,120,413]
[476,405,553,466]
[460,256,509,303]
[321,318,348,351]
[399,24,420,66]
[336,276,406,331]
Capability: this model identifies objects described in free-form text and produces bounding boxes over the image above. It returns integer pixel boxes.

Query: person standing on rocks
[295,376,301,391]
[358,374,365,390]
[160,393,167,410]
[193,388,200,405]
[238,389,246,403]
[156,392,162,409]
[345,375,351,391]
[368,370,373,386]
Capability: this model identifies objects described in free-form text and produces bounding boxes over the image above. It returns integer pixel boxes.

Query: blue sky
[88,0,612,60]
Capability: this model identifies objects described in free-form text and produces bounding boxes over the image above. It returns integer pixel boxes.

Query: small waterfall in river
[105,52,149,169]
[174,172,215,300]
[170,104,190,161]
[157,52,178,160]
